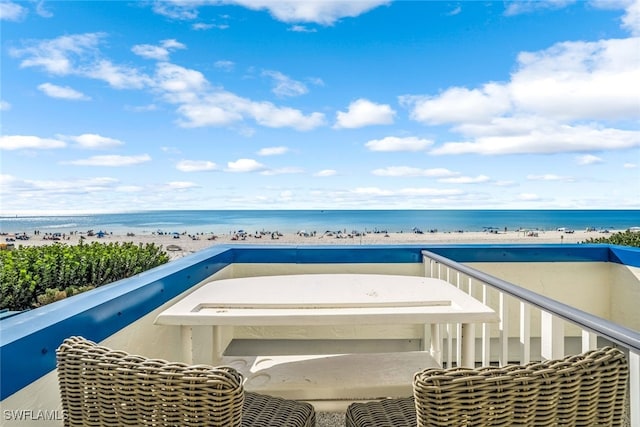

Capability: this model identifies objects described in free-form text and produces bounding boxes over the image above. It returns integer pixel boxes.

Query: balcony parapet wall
[1,244,638,401]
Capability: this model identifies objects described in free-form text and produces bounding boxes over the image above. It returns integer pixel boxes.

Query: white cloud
[261,167,304,175]
[65,154,151,166]
[85,59,152,89]
[132,39,186,61]
[218,1,389,25]
[351,186,463,197]
[494,180,517,187]
[335,98,395,128]
[148,65,324,130]
[315,169,337,177]
[68,133,124,149]
[132,45,172,61]
[400,83,511,125]
[164,181,199,190]
[510,38,640,121]
[10,33,326,132]
[249,101,325,130]
[504,0,576,16]
[576,154,604,165]
[352,187,394,196]
[623,162,637,168]
[447,6,462,16]
[176,90,325,130]
[404,34,640,156]
[527,174,573,182]
[372,166,458,177]
[193,22,215,30]
[0,135,66,150]
[116,185,144,193]
[11,33,154,89]
[176,160,217,172]
[0,176,123,203]
[0,1,27,21]
[621,0,640,35]
[432,121,640,155]
[365,136,433,152]
[161,146,182,154]
[226,158,267,172]
[0,174,18,185]
[38,82,90,100]
[263,70,308,97]
[35,1,53,18]
[151,2,199,20]
[258,146,289,156]
[0,100,11,111]
[154,62,208,97]
[214,60,235,71]
[518,193,542,201]
[10,33,104,75]
[288,25,317,33]
[125,104,158,112]
[397,187,464,196]
[438,175,491,184]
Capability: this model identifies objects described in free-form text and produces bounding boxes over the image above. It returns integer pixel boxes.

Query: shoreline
[2,229,619,260]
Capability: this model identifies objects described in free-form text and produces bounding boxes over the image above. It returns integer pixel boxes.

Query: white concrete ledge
[222,351,440,411]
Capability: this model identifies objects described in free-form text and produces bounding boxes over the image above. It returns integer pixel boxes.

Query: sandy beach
[3,228,615,260]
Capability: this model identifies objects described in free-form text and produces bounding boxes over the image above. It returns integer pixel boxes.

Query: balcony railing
[422,250,640,427]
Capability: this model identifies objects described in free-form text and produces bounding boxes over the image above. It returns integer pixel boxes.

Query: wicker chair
[345,346,628,427]
[56,336,315,427]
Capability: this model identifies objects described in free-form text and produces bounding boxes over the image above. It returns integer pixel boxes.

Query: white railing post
[430,323,442,366]
[519,302,530,364]
[482,283,491,366]
[499,291,509,365]
[445,323,453,367]
[581,330,598,353]
[454,272,463,366]
[541,311,564,360]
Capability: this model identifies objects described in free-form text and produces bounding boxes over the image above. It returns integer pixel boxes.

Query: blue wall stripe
[426,244,617,263]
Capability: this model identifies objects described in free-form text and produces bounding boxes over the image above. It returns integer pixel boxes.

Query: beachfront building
[1,243,639,426]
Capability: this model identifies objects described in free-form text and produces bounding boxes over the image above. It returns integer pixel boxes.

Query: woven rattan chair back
[56,336,316,427]
[412,346,628,427]
[345,346,628,427]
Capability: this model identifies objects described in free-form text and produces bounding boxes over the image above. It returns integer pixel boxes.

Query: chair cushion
[345,397,415,427]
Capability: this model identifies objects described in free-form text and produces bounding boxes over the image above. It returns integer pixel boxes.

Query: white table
[155,274,498,368]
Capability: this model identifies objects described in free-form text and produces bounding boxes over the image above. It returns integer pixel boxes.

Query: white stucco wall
[610,264,640,331]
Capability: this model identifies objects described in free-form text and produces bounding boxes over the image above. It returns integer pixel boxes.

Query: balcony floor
[318,412,345,426]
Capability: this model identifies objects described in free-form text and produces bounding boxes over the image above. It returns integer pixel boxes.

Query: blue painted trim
[226,244,640,266]
[0,246,233,400]
[608,244,640,267]
[425,244,616,263]
[2,243,639,400]
[227,244,426,264]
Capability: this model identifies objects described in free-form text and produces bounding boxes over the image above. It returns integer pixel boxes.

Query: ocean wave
[44,223,79,229]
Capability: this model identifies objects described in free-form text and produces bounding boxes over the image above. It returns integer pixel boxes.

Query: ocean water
[0,210,638,235]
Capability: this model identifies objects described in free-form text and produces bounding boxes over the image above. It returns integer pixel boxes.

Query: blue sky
[1,0,639,214]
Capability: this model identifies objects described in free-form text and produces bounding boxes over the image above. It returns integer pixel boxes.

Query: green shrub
[581,229,640,248]
[0,241,169,311]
